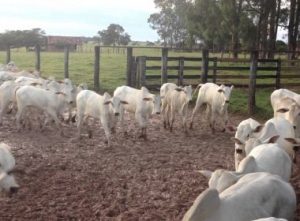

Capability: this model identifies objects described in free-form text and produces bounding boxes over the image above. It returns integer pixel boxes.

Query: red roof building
[46,35,83,52]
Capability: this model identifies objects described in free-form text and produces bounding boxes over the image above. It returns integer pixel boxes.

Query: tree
[187,0,231,50]
[0,28,45,49]
[287,0,300,59]
[148,0,192,48]
[97,24,131,46]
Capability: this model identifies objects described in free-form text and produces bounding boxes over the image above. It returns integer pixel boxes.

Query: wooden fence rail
[126,49,300,116]
[3,46,300,116]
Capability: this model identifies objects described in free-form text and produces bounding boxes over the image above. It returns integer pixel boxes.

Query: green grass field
[1,45,299,121]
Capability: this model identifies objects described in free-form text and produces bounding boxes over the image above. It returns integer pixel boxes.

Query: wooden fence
[4,46,300,115]
[126,50,300,115]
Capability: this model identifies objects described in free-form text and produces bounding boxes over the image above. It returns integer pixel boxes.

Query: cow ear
[197,170,213,179]
[276,108,289,113]
[230,85,234,90]
[103,101,111,105]
[121,101,128,104]
[285,137,300,145]
[263,135,280,144]
[226,125,237,133]
[253,125,264,133]
[231,137,245,145]
[143,98,151,101]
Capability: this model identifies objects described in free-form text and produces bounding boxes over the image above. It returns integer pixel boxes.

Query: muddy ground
[0,108,299,221]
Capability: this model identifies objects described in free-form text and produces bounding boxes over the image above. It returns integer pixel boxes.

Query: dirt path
[0,109,299,221]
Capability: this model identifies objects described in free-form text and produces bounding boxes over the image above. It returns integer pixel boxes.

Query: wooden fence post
[248,50,258,116]
[161,48,168,84]
[136,57,141,88]
[94,46,100,92]
[64,45,69,79]
[6,46,11,64]
[35,45,41,72]
[131,56,137,88]
[140,56,146,87]
[178,58,184,86]
[126,47,133,87]
[201,49,209,83]
[275,59,281,89]
[212,57,217,83]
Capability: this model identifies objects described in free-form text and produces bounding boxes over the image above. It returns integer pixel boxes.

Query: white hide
[0,172,19,195]
[15,76,49,89]
[113,86,161,139]
[182,172,296,221]
[200,142,292,194]
[161,86,193,134]
[15,86,69,135]
[190,83,234,133]
[160,82,178,99]
[227,118,261,170]
[242,117,296,160]
[0,143,15,173]
[0,81,20,125]
[76,90,126,147]
[272,96,300,138]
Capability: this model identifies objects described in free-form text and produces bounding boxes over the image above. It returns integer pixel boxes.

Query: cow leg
[190,99,204,129]
[101,117,111,147]
[222,110,229,132]
[76,113,84,140]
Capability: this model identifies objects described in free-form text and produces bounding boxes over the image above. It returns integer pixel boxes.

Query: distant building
[45,35,83,52]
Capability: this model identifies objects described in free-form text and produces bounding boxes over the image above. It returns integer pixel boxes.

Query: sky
[0,1,287,43]
[0,0,160,42]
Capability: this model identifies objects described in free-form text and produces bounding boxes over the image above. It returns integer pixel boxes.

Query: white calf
[161,86,193,134]
[113,86,161,140]
[232,117,296,162]
[15,76,49,89]
[0,172,19,196]
[160,82,178,99]
[0,81,21,125]
[190,83,234,133]
[226,118,261,170]
[200,141,292,193]
[0,143,16,173]
[273,96,300,137]
[15,86,69,135]
[182,172,296,221]
[76,90,127,147]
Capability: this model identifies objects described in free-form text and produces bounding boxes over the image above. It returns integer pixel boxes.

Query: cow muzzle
[115,113,119,116]
[225,100,230,104]
[156,112,161,115]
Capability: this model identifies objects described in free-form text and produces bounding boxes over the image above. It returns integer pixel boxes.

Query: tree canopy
[0,28,45,49]
[97,24,131,46]
[148,0,297,58]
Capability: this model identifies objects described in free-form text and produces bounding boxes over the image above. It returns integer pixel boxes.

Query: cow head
[0,172,19,197]
[103,93,128,116]
[217,84,234,106]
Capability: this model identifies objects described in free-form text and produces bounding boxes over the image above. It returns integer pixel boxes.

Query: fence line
[126,49,300,116]
[3,46,300,115]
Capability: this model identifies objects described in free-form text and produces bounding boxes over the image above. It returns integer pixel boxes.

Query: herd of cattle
[0,61,300,220]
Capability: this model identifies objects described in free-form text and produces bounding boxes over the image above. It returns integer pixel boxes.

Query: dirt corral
[0,108,300,221]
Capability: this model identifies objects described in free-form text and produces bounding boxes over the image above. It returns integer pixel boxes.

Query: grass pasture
[1,46,300,120]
